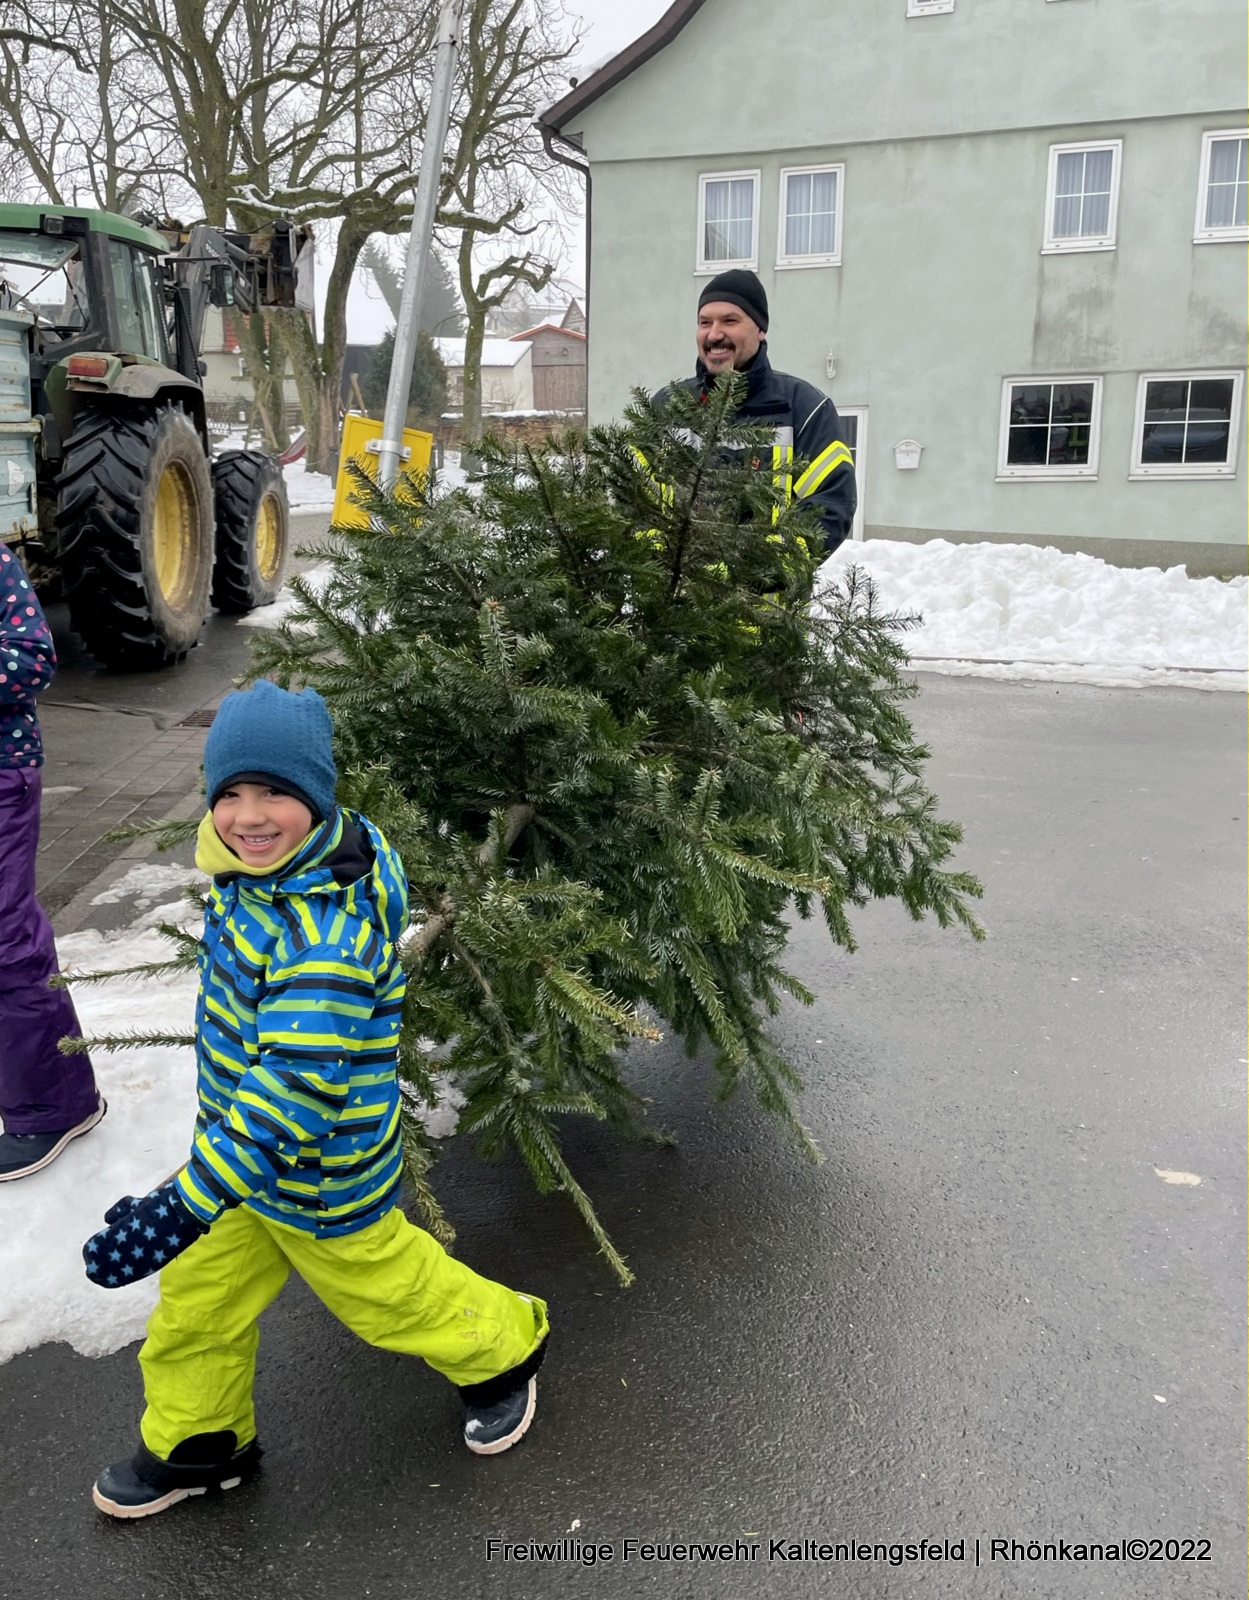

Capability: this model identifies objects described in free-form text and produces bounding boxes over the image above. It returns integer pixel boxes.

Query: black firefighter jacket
[656,346,857,554]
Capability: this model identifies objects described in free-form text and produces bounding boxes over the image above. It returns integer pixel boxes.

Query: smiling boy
[83,680,549,1518]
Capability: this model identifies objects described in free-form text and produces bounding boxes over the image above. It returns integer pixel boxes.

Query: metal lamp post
[376,0,464,492]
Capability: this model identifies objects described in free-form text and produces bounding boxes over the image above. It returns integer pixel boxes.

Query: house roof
[509,324,587,343]
[540,0,710,136]
[432,336,530,369]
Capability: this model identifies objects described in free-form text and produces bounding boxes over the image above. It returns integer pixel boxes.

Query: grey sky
[568,0,672,71]
[557,2,671,284]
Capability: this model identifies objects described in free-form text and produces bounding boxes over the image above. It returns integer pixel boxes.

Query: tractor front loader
[0,207,309,669]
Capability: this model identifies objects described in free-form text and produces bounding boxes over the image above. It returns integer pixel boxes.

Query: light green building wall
[562,0,1248,572]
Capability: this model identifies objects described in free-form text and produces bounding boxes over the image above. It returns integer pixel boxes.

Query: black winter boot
[92,1431,262,1519]
[458,1334,549,1456]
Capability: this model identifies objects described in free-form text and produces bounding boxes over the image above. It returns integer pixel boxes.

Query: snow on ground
[246,530,1245,690]
[1,871,465,1364]
[0,881,204,1363]
[235,562,333,628]
[283,459,337,513]
[821,539,1247,691]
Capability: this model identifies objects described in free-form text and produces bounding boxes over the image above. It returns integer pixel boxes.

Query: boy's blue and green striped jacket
[175,809,410,1237]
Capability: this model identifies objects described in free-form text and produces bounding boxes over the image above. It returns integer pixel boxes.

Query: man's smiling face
[697,301,763,373]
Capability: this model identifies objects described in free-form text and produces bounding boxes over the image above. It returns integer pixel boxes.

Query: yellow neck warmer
[195,811,314,880]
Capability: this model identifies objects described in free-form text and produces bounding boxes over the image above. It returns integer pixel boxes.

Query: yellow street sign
[331,412,434,528]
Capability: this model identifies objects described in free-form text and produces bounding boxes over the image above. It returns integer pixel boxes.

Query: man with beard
[655,269,856,556]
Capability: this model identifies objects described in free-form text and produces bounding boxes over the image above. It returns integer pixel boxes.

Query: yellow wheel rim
[152,462,196,608]
[255,493,282,582]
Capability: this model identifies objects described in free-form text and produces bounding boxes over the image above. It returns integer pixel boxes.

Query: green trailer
[0,206,303,669]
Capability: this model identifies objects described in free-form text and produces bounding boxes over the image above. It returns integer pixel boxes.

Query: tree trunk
[236,314,291,454]
[274,221,366,475]
[457,230,485,445]
[276,312,333,472]
[461,310,486,445]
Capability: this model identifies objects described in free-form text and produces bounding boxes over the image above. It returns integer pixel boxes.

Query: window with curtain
[999,378,1102,477]
[1044,142,1121,250]
[1195,132,1248,241]
[779,166,842,264]
[699,174,758,269]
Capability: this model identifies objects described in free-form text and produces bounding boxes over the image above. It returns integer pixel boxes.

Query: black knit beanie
[698,269,769,333]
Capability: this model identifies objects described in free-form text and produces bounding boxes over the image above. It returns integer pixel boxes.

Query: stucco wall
[569,0,1247,565]
[569,0,1242,160]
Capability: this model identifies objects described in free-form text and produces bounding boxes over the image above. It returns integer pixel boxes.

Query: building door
[838,406,868,541]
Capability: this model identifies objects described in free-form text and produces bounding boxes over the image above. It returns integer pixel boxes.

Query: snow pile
[0,898,202,1363]
[1,871,465,1364]
[283,459,337,513]
[821,539,1248,691]
[439,448,469,493]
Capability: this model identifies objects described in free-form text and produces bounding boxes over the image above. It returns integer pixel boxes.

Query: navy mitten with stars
[84,1182,209,1288]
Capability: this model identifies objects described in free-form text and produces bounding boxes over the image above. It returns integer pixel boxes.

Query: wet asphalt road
[1,650,1244,1598]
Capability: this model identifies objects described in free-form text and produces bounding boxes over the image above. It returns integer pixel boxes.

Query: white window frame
[907,0,955,15]
[696,169,760,275]
[997,376,1103,481]
[837,405,868,541]
[776,164,844,269]
[1193,130,1249,244]
[1129,370,1243,481]
[1042,139,1122,254]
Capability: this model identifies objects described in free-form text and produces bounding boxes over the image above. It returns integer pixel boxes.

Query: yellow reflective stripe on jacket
[794,440,853,499]
[770,443,794,525]
[631,446,674,509]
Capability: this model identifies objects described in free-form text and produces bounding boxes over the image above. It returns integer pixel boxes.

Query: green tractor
[0,206,306,669]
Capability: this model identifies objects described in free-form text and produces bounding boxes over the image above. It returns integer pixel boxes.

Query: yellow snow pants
[137,1204,549,1459]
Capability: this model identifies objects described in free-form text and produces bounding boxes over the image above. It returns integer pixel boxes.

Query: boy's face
[212,782,314,867]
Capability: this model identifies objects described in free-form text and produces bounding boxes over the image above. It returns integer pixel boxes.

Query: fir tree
[361,329,448,429]
[237,375,985,1281]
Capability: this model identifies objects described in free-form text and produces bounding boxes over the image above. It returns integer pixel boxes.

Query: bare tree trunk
[278,312,337,472]
[461,301,486,444]
[274,220,365,474]
[236,314,291,453]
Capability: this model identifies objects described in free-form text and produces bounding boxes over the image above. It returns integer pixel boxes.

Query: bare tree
[103,0,447,469]
[438,0,578,441]
[0,0,445,468]
[0,0,580,465]
[0,0,185,213]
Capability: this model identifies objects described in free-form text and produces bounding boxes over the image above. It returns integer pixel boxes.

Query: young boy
[84,680,548,1518]
[0,539,103,1180]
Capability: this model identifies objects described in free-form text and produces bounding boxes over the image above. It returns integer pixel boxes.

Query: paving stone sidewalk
[37,719,210,920]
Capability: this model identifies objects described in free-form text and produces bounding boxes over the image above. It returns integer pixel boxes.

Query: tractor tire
[56,404,214,670]
[210,450,291,614]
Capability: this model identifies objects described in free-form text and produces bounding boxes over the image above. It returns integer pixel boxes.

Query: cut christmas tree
[243,377,983,1282]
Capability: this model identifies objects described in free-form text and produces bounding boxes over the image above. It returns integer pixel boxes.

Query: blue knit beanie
[204,680,337,822]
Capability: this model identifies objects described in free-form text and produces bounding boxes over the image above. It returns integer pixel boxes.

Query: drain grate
[175,708,218,728]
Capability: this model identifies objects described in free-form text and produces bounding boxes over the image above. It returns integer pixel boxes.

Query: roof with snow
[433,337,530,369]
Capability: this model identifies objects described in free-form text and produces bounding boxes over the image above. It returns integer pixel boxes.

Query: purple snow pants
[0,768,98,1134]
